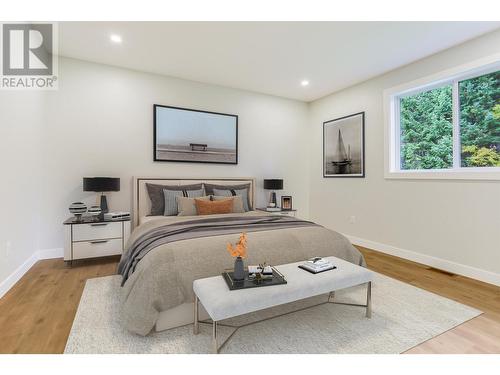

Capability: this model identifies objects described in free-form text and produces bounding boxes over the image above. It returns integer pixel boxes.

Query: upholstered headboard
[133,177,256,227]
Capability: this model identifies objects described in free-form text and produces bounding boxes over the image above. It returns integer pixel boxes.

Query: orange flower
[227,232,248,258]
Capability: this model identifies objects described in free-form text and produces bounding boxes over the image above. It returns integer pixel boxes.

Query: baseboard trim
[38,247,64,260]
[0,252,39,299]
[0,248,64,299]
[346,234,500,287]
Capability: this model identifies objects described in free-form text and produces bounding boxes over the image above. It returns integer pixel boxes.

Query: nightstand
[63,216,131,264]
[256,208,298,217]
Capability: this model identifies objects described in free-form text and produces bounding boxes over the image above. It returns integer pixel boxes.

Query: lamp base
[268,191,277,208]
[100,194,109,214]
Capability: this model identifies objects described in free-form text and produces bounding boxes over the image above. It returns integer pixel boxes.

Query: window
[459,71,500,168]
[385,58,500,180]
[400,85,453,170]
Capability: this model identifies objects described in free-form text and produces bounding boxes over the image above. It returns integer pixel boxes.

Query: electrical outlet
[349,215,356,224]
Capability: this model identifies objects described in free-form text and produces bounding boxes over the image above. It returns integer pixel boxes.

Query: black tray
[222,267,287,291]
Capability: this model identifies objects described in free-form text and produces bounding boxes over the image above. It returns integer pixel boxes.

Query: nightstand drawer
[72,238,123,259]
[72,222,122,242]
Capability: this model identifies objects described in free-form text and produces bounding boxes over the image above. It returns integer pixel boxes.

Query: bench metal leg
[212,321,218,354]
[193,295,199,335]
[195,283,373,353]
[366,282,372,318]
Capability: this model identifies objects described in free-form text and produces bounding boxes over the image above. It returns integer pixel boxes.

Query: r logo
[2,23,53,75]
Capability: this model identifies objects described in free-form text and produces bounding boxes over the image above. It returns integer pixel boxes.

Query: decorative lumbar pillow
[195,197,234,215]
[163,188,205,216]
[146,183,204,216]
[212,187,251,211]
[177,196,211,216]
[212,195,245,213]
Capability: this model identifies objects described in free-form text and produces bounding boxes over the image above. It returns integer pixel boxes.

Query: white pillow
[176,196,211,216]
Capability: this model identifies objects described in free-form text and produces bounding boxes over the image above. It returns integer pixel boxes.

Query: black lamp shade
[83,177,120,192]
[263,179,283,190]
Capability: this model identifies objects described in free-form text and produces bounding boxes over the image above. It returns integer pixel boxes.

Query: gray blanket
[118,215,318,285]
[119,212,365,335]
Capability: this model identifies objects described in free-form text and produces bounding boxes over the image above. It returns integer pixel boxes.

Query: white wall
[2,30,500,295]
[37,57,310,252]
[0,90,45,295]
[309,30,500,283]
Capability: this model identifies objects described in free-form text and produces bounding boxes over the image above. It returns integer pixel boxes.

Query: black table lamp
[83,177,120,214]
[263,179,283,208]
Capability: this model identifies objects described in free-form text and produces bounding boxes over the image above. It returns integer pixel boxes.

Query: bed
[119,177,365,336]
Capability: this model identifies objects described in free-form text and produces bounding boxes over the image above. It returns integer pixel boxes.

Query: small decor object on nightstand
[281,196,293,211]
[87,205,102,220]
[69,202,87,221]
[263,179,283,209]
[255,207,298,217]
[104,211,131,220]
[83,177,120,214]
[226,232,248,280]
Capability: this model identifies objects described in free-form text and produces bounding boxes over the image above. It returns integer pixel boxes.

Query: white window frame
[384,53,500,180]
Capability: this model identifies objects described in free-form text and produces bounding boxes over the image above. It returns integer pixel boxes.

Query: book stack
[299,257,336,274]
[265,207,281,212]
[103,211,130,220]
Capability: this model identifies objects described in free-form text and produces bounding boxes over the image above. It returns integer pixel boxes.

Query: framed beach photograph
[154,104,238,164]
[323,112,365,178]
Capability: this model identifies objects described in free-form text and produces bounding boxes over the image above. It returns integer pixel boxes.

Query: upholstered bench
[193,256,374,353]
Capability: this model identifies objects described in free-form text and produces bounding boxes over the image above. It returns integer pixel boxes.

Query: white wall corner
[0,252,39,299]
[346,234,500,287]
[0,248,64,299]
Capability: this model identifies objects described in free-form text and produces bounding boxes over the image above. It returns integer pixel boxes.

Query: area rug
[64,273,481,354]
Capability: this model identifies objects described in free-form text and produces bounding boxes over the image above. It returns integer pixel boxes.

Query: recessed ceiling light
[301,80,310,87]
[110,34,122,43]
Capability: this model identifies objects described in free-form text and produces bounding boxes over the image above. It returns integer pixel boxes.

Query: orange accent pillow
[195,197,234,215]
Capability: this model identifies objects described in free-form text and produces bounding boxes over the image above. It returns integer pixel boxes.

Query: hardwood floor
[358,247,500,354]
[0,256,119,354]
[0,248,499,354]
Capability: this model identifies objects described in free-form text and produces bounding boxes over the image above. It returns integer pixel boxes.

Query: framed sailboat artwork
[323,112,365,178]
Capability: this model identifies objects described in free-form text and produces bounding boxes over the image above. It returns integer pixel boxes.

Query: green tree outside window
[459,71,500,167]
[400,86,453,170]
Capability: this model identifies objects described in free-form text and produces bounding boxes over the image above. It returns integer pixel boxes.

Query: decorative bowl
[88,205,102,220]
[69,202,87,220]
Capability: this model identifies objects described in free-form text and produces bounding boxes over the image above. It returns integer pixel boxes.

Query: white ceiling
[59,22,500,102]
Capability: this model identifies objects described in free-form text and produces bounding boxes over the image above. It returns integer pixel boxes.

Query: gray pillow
[204,183,251,195]
[146,183,203,216]
[213,188,250,211]
[212,195,245,213]
[205,183,252,211]
[163,188,205,216]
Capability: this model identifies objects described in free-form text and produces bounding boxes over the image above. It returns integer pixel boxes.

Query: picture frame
[323,112,365,178]
[154,104,238,164]
[281,196,293,211]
